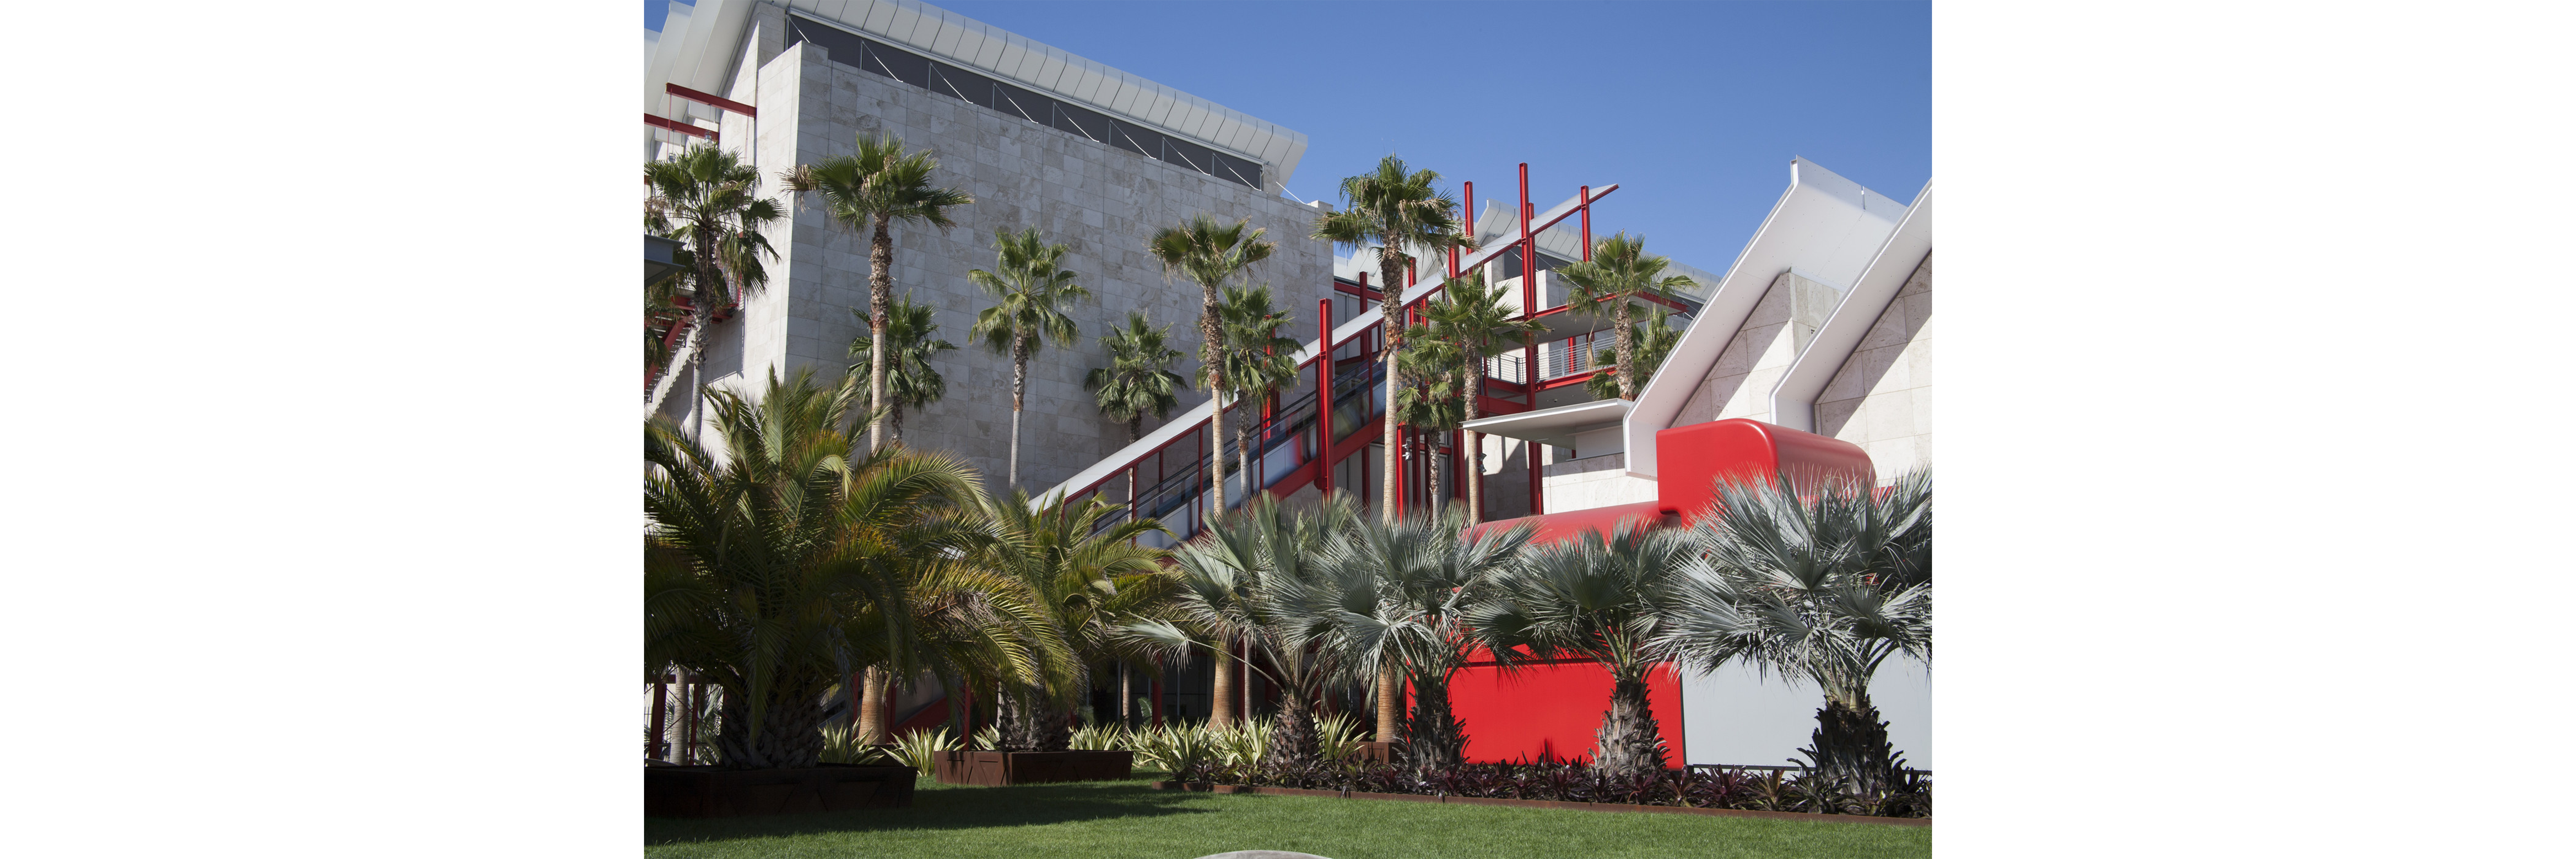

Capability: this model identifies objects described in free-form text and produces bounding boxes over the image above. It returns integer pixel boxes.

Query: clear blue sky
[648,0,1928,271]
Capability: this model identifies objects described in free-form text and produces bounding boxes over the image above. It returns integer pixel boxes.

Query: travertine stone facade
[1816,253,1932,477]
[1672,270,1843,426]
[682,4,1333,493]
[1542,451,1658,511]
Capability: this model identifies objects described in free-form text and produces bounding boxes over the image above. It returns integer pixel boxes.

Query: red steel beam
[646,113,718,141]
[666,83,756,117]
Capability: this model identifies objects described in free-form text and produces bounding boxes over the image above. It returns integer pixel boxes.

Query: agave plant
[1067,723,1128,751]
[886,727,957,776]
[818,723,889,765]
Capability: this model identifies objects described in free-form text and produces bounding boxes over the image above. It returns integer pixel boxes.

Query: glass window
[928,62,995,109]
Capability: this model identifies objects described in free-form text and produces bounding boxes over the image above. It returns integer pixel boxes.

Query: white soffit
[702,0,1312,186]
[1622,158,1910,479]
[1769,181,1934,433]
[1463,400,1634,449]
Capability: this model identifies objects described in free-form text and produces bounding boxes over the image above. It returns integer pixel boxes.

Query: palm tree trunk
[868,216,897,452]
[1592,669,1667,780]
[1201,282,1228,515]
[1118,662,1133,730]
[1374,662,1401,743]
[1613,296,1637,400]
[1126,420,1142,511]
[1401,670,1466,772]
[1263,682,1319,770]
[1209,640,1236,729]
[890,401,904,444]
[1463,353,1484,522]
[1009,333,1030,490]
[858,667,898,744]
[1427,425,1445,518]
[1236,409,1254,502]
[1378,256,1405,522]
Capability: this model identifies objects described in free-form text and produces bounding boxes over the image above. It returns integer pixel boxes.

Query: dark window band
[787,15,1263,190]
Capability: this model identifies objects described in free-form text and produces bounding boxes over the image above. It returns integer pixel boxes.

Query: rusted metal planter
[645,763,916,818]
[933,750,1134,786]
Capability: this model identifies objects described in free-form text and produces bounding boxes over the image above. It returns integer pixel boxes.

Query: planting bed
[1148,782,1927,827]
[934,749,1134,786]
[645,763,916,818]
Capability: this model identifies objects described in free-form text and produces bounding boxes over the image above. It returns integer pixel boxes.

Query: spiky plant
[973,489,1171,753]
[1314,510,1534,771]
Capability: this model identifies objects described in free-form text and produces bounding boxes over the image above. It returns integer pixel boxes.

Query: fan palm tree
[1085,312,1187,513]
[1583,307,1683,401]
[644,367,1048,768]
[969,228,1091,490]
[848,294,958,444]
[975,489,1172,751]
[1314,510,1534,767]
[1208,285,1300,502]
[783,133,975,452]
[1653,469,1932,794]
[1416,271,1543,522]
[1311,155,1474,522]
[1124,494,1363,765]
[1553,233,1697,400]
[1391,331,1464,517]
[1085,312,1188,447]
[1469,522,1694,779]
[644,145,785,423]
[1147,216,1275,514]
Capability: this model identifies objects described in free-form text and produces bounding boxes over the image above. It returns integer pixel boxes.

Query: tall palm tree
[1469,522,1694,779]
[848,294,958,444]
[1315,510,1534,767]
[783,133,975,452]
[1391,331,1464,517]
[1085,312,1187,514]
[1311,155,1474,522]
[1418,272,1544,521]
[644,367,1043,767]
[1209,285,1300,502]
[644,145,785,423]
[1125,494,1363,764]
[1584,307,1682,401]
[975,489,1172,751]
[1553,233,1697,400]
[1146,216,1275,514]
[969,228,1091,490]
[1653,470,1932,794]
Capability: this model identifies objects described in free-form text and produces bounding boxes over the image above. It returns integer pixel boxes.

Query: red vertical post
[1317,298,1333,499]
[1519,163,1542,517]
[1581,185,1593,261]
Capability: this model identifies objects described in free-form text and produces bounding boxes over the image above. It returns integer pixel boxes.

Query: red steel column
[1317,298,1333,498]
[1581,185,1593,261]
[1520,163,1542,516]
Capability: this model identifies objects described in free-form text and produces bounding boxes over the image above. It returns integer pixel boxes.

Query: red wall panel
[1445,660,1686,765]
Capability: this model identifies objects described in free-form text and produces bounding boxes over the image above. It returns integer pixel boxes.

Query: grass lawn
[644,774,1929,859]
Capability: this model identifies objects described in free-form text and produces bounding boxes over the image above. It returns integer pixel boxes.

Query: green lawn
[644,775,1929,859]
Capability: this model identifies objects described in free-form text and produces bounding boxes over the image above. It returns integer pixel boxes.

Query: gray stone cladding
[705,13,1333,495]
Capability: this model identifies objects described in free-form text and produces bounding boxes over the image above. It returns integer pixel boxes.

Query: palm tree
[1583,307,1683,401]
[644,145,785,423]
[1469,522,1694,779]
[1209,285,1300,502]
[848,294,958,444]
[1146,216,1275,514]
[1311,155,1474,522]
[1416,272,1545,522]
[1653,470,1932,794]
[975,489,1172,751]
[1315,510,1534,767]
[1125,494,1363,765]
[644,367,1040,767]
[783,133,975,452]
[1553,233,1697,400]
[969,228,1091,490]
[1391,331,1464,517]
[1085,312,1187,514]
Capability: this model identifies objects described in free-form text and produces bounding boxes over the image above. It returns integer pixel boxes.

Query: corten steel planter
[933,750,1134,786]
[645,763,916,818]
